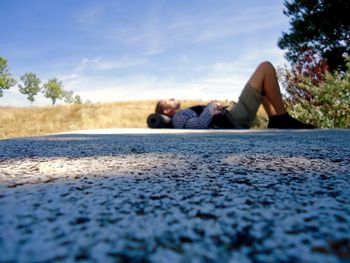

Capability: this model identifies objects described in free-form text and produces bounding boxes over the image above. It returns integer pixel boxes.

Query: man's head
[155,98,181,117]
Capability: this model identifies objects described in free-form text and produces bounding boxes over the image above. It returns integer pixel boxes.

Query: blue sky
[1,0,290,106]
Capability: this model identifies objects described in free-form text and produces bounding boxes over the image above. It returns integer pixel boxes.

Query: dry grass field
[0,100,268,139]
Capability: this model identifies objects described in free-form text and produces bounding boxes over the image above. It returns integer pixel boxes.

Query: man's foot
[268,113,315,129]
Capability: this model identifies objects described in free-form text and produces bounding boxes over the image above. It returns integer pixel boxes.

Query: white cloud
[75,75,160,102]
[73,57,148,72]
[56,44,287,104]
[2,2,290,107]
[195,13,287,43]
[106,4,288,61]
[66,64,247,103]
[76,6,104,26]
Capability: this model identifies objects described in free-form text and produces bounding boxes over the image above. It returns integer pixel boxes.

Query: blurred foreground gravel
[0,129,349,263]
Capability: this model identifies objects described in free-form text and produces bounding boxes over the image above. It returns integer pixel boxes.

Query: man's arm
[172,102,222,129]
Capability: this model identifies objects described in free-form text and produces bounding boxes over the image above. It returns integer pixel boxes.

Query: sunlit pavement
[0,129,349,262]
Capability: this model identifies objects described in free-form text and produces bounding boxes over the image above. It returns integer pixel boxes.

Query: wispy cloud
[107,4,287,58]
[73,57,148,72]
[76,6,104,26]
[2,1,289,106]
[115,1,168,56]
[195,18,286,43]
[169,6,287,44]
[57,44,286,104]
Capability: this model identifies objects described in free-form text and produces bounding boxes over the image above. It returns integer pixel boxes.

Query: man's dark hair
[155,100,166,114]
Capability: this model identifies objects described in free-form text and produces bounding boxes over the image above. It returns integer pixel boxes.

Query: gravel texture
[0,129,349,263]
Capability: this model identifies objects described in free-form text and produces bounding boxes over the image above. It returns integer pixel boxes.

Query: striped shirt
[172,107,215,129]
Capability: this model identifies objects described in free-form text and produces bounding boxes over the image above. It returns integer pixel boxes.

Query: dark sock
[268,113,315,129]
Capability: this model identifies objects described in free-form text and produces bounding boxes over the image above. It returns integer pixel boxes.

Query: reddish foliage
[285,49,329,104]
[291,49,329,86]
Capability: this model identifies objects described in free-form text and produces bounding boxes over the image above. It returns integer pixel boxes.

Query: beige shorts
[225,83,264,128]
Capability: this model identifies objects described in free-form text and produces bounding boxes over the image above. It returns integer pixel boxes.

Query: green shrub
[280,58,350,128]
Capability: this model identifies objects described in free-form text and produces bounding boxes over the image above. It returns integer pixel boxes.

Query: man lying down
[154,61,314,129]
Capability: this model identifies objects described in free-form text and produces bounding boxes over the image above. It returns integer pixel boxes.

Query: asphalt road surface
[0,129,349,263]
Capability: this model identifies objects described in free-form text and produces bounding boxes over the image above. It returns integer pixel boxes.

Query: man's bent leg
[247,61,287,116]
[226,83,263,128]
[262,97,277,117]
[228,61,315,129]
[248,61,314,129]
